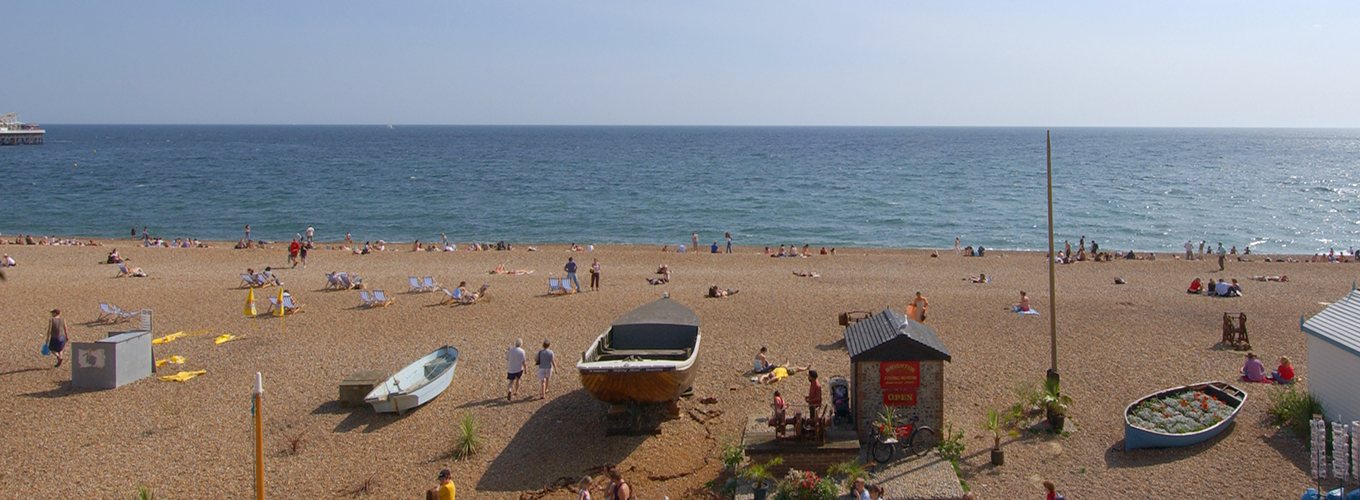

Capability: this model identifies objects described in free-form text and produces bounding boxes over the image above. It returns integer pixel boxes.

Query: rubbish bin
[71,330,153,390]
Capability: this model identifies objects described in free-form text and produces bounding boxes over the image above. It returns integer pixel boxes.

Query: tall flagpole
[1046,131,1059,384]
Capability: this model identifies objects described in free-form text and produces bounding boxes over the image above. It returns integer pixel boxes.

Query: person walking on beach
[434,468,456,500]
[506,339,527,401]
[909,292,928,322]
[589,258,601,291]
[606,467,633,500]
[305,226,315,244]
[955,235,961,255]
[577,475,594,500]
[1199,240,1206,259]
[536,340,558,399]
[288,238,301,268]
[244,224,251,241]
[46,309,69,368]
[564,257,581,293]
[725,231,733,253]
[299,242,309,268]
[1217,242,1227,271]
[691,232,699,253]
[1184,240,1194,260]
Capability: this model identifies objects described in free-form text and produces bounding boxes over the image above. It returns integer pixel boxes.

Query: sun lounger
[422,276,438,291]
[561,278,576,294]
[438,287,458,305]
[98,303,118,323]
[267,295,304,315]
[325,272,341,290]
[548,277,564,294]
[241,274,257,288]
[372,290,394,307]
[358,290,375,307]
[408,276,424,293]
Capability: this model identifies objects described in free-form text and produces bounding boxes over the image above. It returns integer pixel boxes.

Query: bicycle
[869,413,935,463]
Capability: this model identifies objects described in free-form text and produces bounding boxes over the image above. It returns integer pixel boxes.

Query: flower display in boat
[1128,389,1235,434]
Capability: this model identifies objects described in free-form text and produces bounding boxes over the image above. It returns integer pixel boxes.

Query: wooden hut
[844,308,952,443]
[1301,287,1360,424]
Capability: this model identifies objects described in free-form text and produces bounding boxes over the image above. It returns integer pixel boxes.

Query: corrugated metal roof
[844,308,951,362]
[1302,289,1360,358]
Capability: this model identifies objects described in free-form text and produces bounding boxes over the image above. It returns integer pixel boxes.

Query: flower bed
[1128,389,1235,434]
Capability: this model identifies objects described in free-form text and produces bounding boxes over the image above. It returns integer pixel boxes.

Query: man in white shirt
[506,338,527,401]
[1184,240,1193,260]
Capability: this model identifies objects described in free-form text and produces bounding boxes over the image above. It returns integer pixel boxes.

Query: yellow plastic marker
[214,334,239,345]
[244,287,257,317]
[273,288,285,317]
[158,369,207,382]
[151,331,188,345]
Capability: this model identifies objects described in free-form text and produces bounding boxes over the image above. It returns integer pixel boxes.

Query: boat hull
[579,362,699,404]
[1124,381,1246,451]
[365,346,458,414]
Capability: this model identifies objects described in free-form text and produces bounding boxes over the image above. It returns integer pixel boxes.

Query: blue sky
[7,1,1357,126]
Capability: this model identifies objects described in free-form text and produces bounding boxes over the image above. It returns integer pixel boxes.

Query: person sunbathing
[1250,275,1288,282]
[116,262,147,278]
[968,273,989,283]
[1013,291,1031,312]
[792,270,820,278]
[708,285,739,298]
[647,265,671,285]
[753,347,774,374]
[107,249,123,264]
[757,363,811,384]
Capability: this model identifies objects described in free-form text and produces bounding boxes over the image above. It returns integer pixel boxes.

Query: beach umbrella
[244,288,257,317]
[274,288,285,318]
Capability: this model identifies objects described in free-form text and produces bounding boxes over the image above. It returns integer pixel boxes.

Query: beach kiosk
[844,308,952,444]
[1301,287,1360,424]
[71,330,153,390]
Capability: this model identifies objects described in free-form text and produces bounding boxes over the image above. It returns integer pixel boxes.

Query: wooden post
[1045,131,1059,383]
[254,372,265,500]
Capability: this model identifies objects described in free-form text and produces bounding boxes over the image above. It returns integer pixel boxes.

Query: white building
[1301,287,1360,424]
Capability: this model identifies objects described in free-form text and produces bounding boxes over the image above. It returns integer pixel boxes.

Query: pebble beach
[0,240,1347,498]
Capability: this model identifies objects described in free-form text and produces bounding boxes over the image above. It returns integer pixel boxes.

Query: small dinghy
[1124,381,1246,451]
[365,346,459,414]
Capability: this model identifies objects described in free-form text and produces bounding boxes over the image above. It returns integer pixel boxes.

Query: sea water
[1,125,1356,254]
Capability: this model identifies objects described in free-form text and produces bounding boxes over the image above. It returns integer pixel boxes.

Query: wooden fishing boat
[577,296,701,404]
[364,346,459,414]
[1124,381,1247,451]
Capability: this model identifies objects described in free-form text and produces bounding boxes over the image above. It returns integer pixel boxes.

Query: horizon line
[29,122,1360,130]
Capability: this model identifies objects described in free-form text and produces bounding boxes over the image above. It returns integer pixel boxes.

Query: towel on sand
[159,369,207,382]
[1012,306,1040,316]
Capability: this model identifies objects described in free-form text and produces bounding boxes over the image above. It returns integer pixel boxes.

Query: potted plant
[741,457,783,500]
[1040,377,1072,432]
[984,409,1004,465]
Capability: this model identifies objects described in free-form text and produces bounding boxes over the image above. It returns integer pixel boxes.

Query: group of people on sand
[763,244,833,257]
[1241,352,1294,384]
[1186,277,1242,297]
[505,338,560,401]
[2,234,101,246]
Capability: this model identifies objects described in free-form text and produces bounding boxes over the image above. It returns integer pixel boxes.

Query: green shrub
[1267,386,1323,440]
[720,441,745,472]
[453,413,482,459]
[133,483,155,500]
[1014,382,1043,411]
[824,460,867,490]
[936,422,966,463]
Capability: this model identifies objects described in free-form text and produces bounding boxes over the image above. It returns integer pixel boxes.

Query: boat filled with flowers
[1124,381,1247,451]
